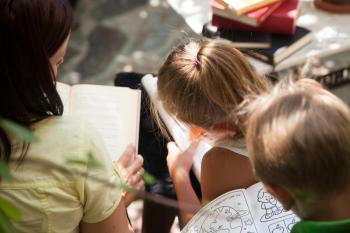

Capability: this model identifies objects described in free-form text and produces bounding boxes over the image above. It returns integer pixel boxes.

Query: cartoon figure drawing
[257,189,283,220]
[202,206,243,233]
[287,218,297,231]
[267,216,299,233]
[271,224,285,233]
[188,226,200,233]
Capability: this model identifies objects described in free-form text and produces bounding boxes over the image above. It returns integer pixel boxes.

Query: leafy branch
[0,119,35,233]
[15,158,201,213]
[0,119,39,143]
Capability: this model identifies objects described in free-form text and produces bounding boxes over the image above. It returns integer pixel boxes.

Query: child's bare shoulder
[201,148,244,192]
[202,147,244,166]
[201,146,256,201]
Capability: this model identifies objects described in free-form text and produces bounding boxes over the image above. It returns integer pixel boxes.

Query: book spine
[242,49,274,65]
[212,14,295,35]
[212,0,282,27]
[254,1,283,25]
[212,7,257,26]
[216,0,229,8]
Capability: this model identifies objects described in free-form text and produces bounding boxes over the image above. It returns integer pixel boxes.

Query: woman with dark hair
[0,0,139,232]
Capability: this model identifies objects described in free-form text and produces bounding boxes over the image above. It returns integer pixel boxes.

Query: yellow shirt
[0,116,121,233]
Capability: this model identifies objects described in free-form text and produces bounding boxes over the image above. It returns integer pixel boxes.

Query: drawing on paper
[257,189,284,222]
[194,191,258,233]
[182,184,300,233]
[268,216,299,233]
[201,206,243,233]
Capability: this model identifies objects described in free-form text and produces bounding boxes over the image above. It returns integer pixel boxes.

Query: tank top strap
[213,137,248,157]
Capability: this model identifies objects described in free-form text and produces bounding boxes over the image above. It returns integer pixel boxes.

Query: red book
[211,0,283,27]
[212,0,300,35]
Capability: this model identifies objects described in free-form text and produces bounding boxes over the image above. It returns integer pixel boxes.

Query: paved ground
[59,0,195,85]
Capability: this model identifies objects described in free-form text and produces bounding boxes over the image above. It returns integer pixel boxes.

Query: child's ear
[264,183,294,210]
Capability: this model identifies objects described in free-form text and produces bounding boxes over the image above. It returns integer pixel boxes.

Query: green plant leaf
[65,159,88,167]
[141,171,156,185]
[0,209,16,233]
[0,160,12,181]
[65,152,103,170]
[120,182,134,192]
[0,197,21,221]
[0,119,39,143]
[87,152,103,170]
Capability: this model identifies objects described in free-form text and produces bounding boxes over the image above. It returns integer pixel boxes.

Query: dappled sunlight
[122,64,134,72]
[133,51,144,60]
[149,0,161,7]
[139,10,149,19]
[324,60,336,69]
[298,14,318,26]
[176,0,204,13]
[316,27,338,40]
[308,27,345,52]
[167,0,211,33]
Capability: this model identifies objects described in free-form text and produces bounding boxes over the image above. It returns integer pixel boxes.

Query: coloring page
[246,183,300,233]
[182,183,300,233]
[182,189,259,233]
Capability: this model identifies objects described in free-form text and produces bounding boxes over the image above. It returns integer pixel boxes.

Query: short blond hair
[157,38,267,134]
[245,79,350,195]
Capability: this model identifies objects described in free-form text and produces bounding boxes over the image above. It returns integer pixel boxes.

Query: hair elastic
[192,58,201,67]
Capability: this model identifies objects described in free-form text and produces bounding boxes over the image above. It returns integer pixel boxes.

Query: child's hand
[115,144,144,207]
[166,141,200,179]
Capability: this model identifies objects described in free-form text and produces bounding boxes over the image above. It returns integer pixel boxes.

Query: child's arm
[167,141,202,224]
[201,147,257,202]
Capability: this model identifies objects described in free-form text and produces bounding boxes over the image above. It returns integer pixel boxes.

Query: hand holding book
[115,144,144,207]
[166,141,200,179]
[167,140,202,224]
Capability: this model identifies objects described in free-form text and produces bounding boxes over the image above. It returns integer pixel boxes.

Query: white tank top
[213,136,248,157]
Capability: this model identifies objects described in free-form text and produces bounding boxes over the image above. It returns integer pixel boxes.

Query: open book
[182,182,300,233]
[57,82,141,161]
[141,74,212,178]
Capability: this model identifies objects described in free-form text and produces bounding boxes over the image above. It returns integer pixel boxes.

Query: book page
[141,74,211,178]
[56,82,71,115]
[224,0,276,9]
[223,0,280,14]
[246,182,300,233]
[69,84,140,161]
[182,182,300,233]
[182,189,259,233]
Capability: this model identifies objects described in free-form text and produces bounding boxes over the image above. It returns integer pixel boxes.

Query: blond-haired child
[244,78,350,232]
[157,38,268,223]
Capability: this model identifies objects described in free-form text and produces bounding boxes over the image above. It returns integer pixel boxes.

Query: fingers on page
[117,144,136,165]
[127,156,144,175]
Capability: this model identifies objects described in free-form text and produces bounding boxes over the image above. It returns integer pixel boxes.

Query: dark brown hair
[0,0,73,161]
